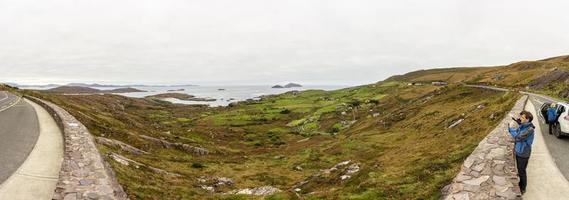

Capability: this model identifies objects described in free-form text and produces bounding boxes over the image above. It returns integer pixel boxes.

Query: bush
[191,162,205,168]
[280,109,291,114]
[329,123,343,133]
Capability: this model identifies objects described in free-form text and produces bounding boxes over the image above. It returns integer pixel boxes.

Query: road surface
[528,94,569,181]
[0,91,40,183]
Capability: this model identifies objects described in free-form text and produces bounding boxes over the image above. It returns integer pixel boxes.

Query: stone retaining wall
[442,95,528,200]
[26,96,127,200]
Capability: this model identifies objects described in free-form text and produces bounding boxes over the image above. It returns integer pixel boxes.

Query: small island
[272,82,302,89]
[146,93,216,102]
[167,88,185,92]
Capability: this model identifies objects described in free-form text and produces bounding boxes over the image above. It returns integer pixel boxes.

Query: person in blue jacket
[547,103,557,134]
[508,110,534,195]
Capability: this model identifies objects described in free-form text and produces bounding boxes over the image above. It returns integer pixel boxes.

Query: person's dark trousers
[549,124,553,134]
[516,155,530,192]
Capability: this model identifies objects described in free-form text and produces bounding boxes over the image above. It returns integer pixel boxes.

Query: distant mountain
[6,82,198,88]
[65,83,197,87]
[4,82,60,88]
[45,86,146,94]
[66,83,121,87]
[46,86,101,93]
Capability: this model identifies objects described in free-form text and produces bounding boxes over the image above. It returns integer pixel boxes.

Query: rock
[346,163,360,174]
[476,104,485,110]
[201,185,215,192]
[95,137,149,155]
[486,148,505,160]
[273,155,286,160]
[214,177,234,187]
[109,153,130,166]
[448,119,464,129]
[492,176,508,186]
[462,175,489,186]
[63,193,78,200]
[136,134,209,155]
[226,186,281,196]
[448,192,470,200]
[471,163,485,172]
[292,160,361,192]
[108,153,181,177]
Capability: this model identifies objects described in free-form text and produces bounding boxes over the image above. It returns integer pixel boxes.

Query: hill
[45,86,146,94]
[19,55,569,199]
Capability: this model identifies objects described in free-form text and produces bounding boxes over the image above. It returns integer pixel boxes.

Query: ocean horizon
[22,84,351,107]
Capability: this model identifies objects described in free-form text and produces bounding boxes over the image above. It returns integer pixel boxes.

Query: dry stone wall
[26,96,127,200]
[442,95,528,200]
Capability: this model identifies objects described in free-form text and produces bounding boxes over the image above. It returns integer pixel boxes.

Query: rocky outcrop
[25,96,127,200]
[95,137,149,155]
[528,69,569,89]
[558,87,569,99]
[108,153,181,177]
[197,176,234,192]
[134,133,209,155]
[293,160,361,194]
[226,186,281,196]
[442,95,528,200]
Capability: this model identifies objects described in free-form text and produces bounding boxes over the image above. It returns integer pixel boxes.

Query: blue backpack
[547,107,557,123]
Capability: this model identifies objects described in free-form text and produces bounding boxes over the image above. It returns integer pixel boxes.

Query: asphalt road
[528,95,569,182]
[0,91,40,184]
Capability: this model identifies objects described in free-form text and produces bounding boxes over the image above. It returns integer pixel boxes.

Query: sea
[24,85,350,107]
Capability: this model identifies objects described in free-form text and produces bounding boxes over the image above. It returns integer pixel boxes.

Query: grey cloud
[0,0,568,85]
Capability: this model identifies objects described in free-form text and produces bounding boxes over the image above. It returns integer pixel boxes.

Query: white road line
[0,95,21,113]
[0,91,7,102]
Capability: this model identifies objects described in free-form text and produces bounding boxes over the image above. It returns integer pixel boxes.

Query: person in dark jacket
[508,111,535,195]
[547,103,557,134]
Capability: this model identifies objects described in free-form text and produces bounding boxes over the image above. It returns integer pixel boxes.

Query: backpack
[547,108,557,123]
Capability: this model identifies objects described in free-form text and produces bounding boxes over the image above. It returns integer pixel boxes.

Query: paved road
[527,95,569,181]
[0,91,40,184]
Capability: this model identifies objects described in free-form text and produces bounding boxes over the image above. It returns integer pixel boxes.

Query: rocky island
[146,93,216,101]
[271,82,302,88]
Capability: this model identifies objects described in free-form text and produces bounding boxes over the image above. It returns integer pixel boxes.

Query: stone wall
[442,95,528,200]
[26,96,128,200]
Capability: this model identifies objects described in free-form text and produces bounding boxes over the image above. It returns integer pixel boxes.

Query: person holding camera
[508,111,535,195]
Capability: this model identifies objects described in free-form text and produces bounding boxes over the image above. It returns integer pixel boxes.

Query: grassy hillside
[15,55,569,199]
[22,81,516,200]
[386,55,569,100]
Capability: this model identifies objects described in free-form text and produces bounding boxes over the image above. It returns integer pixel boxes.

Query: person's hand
[509,121,519,129]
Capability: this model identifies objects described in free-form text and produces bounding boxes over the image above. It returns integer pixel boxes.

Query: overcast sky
[1,0,568,85]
